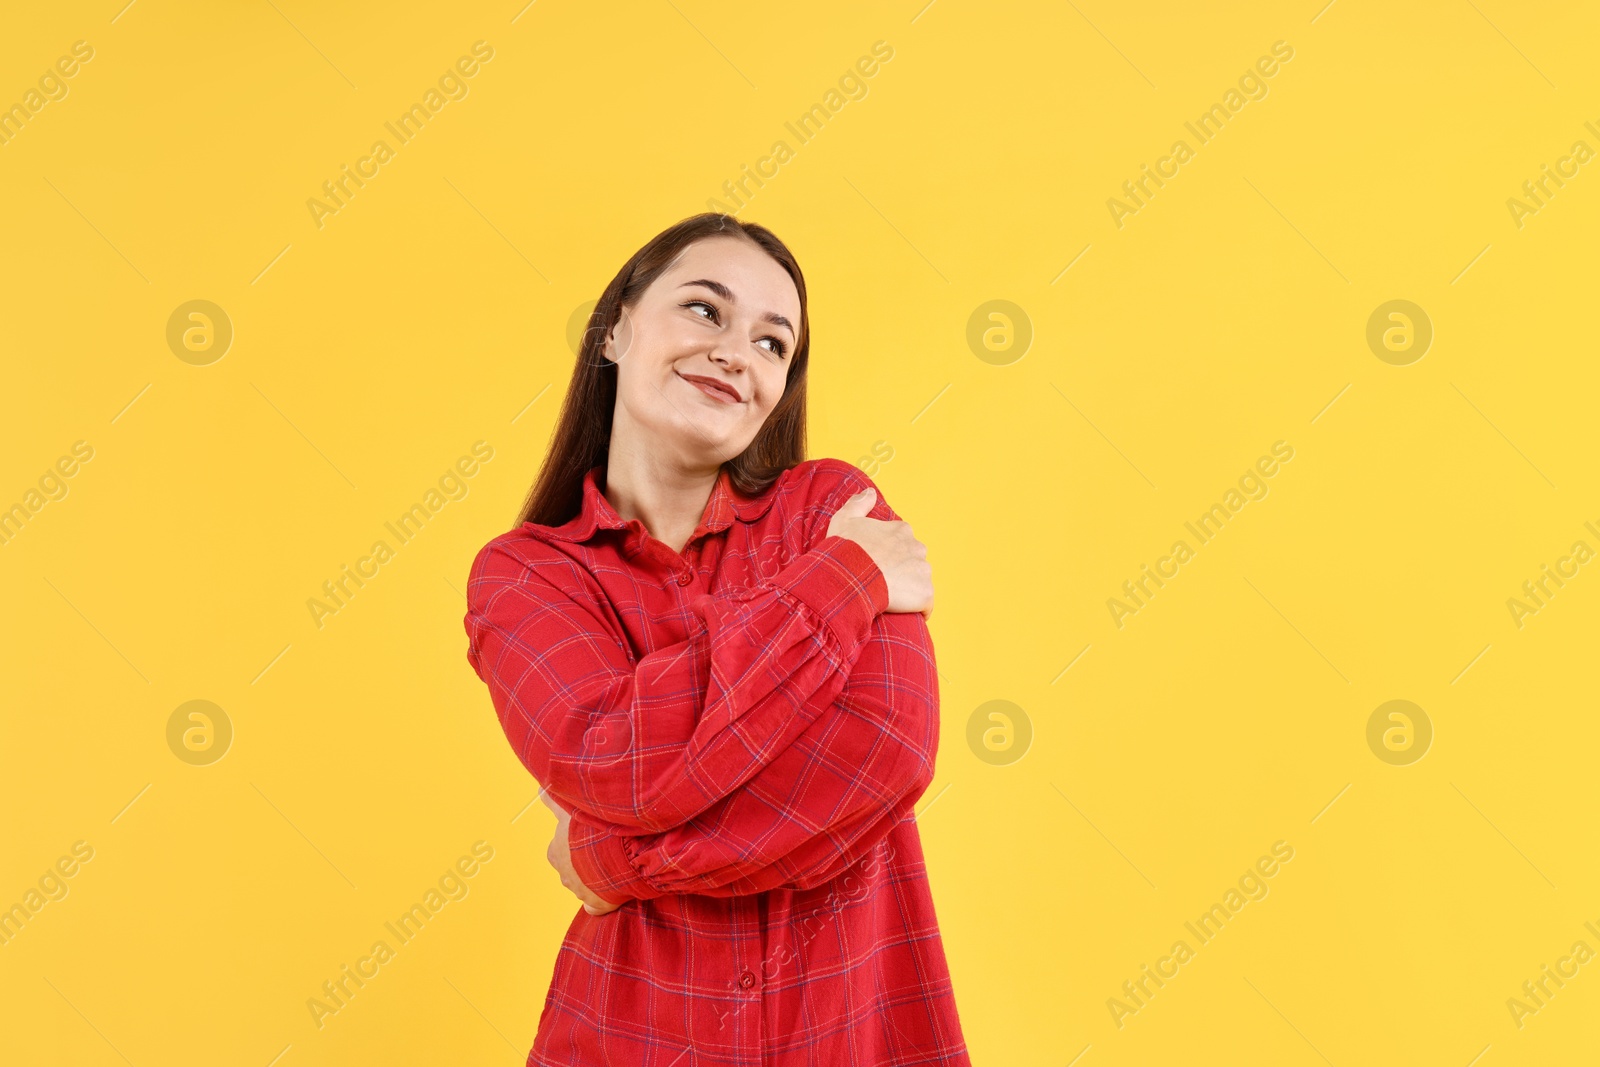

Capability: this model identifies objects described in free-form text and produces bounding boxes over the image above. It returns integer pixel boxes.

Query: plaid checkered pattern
[465,457,969,1066]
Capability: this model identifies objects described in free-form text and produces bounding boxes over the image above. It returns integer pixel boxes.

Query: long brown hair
[514,213,811,528]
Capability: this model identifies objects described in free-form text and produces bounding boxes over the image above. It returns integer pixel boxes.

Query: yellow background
[3,0,1597,1063]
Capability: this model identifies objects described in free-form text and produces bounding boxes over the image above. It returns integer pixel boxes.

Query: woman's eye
[683,300,786,358]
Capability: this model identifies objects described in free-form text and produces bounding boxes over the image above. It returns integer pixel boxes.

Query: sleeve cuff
[566,814,660,904]
[771,535,888,655]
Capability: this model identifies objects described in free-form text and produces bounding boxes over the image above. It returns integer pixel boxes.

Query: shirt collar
[531,464,779,545]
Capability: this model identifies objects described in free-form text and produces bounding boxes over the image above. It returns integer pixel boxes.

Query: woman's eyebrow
[679,278,795,338]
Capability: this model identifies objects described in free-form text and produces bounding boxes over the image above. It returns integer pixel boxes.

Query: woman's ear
[603,305,636,365]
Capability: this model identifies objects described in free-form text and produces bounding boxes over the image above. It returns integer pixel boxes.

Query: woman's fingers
[542,801,624,915]
[834,488,876,521]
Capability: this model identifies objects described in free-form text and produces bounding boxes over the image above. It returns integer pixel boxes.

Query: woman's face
[603,235,801,467]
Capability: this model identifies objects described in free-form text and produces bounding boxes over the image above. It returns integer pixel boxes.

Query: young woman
[463,213,970,1065]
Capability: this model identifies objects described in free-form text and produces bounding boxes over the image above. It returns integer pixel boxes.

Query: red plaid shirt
[464,457,970,1066]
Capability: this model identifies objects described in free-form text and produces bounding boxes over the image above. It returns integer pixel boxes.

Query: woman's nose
[706,337,745,368]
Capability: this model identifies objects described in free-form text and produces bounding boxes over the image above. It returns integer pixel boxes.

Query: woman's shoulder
[772,456,898,531]
[782,456,878,500]
[464,521,591,604]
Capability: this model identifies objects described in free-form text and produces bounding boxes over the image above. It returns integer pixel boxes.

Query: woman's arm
[464,474,893,833]
[562,607,939,902]
[568,791,921,903]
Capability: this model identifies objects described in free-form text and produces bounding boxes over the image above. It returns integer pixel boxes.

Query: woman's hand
[826,488,934,620]
[539,791,623,916]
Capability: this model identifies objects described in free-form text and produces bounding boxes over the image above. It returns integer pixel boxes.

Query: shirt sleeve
[465,528,889,833]
[564,605,940,903]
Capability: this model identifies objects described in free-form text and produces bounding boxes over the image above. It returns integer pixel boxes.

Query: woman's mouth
[677,372,742,404]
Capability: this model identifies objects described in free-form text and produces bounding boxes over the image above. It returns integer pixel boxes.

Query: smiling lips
[678,372,743,404]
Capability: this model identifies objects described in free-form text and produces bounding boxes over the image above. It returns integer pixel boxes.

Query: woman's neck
[603,443,720,555]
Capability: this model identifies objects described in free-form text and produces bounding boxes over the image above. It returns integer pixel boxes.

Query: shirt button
[738,970,756,989]
[676,569,693,586]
